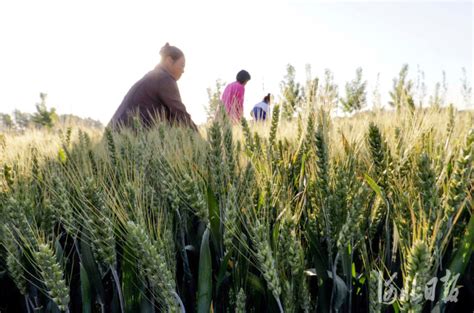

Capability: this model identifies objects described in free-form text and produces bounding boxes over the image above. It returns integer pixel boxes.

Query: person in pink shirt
[221,70,251,122]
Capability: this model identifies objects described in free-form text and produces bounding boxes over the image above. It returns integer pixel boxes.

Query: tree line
[0,93,103,131]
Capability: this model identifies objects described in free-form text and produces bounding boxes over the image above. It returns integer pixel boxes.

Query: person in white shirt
[252,93,271,121]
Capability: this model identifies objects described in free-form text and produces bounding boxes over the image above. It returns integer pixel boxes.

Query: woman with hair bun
[252,93,271,121]
[220,69,251,122]
[109,43,197,130]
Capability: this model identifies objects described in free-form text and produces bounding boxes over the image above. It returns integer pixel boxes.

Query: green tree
[389,64,415,110]
[13,109,31,130]
[340,67,367,113]
[0,113,14,129]
[280,64,302,121]
[32,93,58,128]
[318,68,338,110]
[205,79,225,121]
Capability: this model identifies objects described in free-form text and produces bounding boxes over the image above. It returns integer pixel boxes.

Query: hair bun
[159,43,184,61]
[159,43,170,56]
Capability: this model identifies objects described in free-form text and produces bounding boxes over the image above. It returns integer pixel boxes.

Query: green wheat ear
[251,221,282,304]
[369,270,382,313]
[2,226,27,295]
[34,242,70,312]
[415,152,439,237]
[82,181,116,269]
[400,240,431,313]
[241,117,254,153]
[235,288,246,313]
[126,221,178,312]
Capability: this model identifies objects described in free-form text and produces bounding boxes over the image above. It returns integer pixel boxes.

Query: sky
[0,0,472,125]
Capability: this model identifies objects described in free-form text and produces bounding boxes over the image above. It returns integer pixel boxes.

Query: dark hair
[159,43,184,62]
[263,93,271,103]
[236,70,251,84]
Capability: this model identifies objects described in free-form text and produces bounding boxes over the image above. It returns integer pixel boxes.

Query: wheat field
[0,106,472,313]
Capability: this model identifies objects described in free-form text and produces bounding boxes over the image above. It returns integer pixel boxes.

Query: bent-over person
[109,43,197,131]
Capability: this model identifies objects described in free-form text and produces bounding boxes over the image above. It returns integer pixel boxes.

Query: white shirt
[253,101,269,113]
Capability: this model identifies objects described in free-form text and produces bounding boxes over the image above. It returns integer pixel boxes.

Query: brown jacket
[109,65,197,130]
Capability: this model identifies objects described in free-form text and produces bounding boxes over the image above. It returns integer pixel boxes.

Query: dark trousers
[252,107,266,121]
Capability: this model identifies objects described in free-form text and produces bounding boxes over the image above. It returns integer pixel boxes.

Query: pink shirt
[221,81,245,122]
